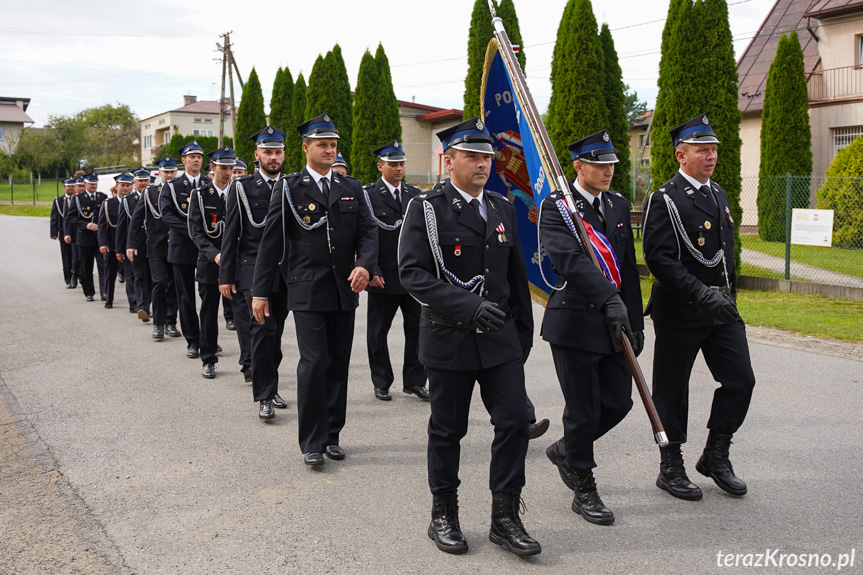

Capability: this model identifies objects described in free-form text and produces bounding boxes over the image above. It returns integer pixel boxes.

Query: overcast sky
[1,0,776,127]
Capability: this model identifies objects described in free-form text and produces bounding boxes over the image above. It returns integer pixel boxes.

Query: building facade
[139,96,236,165]
[0,97,34,156]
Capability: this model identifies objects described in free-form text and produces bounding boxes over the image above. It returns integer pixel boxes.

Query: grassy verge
[741,235,863,279]
[0,205,52,217]
[639,278,862,342]
[0,182,63,203]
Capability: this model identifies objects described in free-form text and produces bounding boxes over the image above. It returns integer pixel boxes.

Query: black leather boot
[428,492,468,555]
[657,445,703,501]
[152,325,164,340]
[489,490,541,557]
[571,470,614,525]
[545,438,577,491]
[696,432,747,496]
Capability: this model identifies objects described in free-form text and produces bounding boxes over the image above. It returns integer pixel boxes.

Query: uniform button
[455,237,460,242]
[485,245,490,250]
[562,301,567,306]
[457,321,463,326]
[484,268,489,274]
[722,242,726,246]
[483,290,489,296]
[332,265,336,270]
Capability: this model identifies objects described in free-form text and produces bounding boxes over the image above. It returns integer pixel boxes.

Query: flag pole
[487,1,668,447]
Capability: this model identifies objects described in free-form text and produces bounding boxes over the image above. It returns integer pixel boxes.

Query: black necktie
[266,178,273,192]
[699,184,716,206]
[470,198,486,233]
[321,177,330,198]
[393,186,401,209]
[592,196,605,225]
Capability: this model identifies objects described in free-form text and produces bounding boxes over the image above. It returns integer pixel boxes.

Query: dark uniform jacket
[64,191,107,248]
[97,195,121,252]
[115,191,140,254]
[643,171,737,328]
[398,182,533,371]
[251,167,378,312]
[159,174,210,266]
[220,172,280,291]
[188,182,226,285]
[129,184,170,259]
[539,186,643,355]
[50,195,71,238]
[363,177,421,296]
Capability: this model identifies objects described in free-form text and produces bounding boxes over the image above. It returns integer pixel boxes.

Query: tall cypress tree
[375,43,402,143]
[304,54,326,120]
[496,0,527,71]
[546,0,606,180]
[286,74,307,173]
[235,67,267,170]
[330,45,353,168]
[269,68,288,133]
[758,31,812,241]
[464,0,498,119]
[598,23,633,202]
[352,50,383,183]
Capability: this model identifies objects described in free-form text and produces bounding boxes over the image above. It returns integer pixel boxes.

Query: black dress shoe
[428,492,468,555]
[259,400,275,419]
[100,293,107,301]
[104,302,113,309]
[118,275,125,284]
[304,452,325,466]
[129,304,137,313]
[403,385,430,401]
[529,418,550,440]
[138,309,151,323]
[571,470,614,525]
[243,369,252,383]
[546,439,577,491]
[374,387,392,401]
[70,276,78,289]
[65,282,72,289]
[152,325,164,340]
[186,345,200,359]
[657,445,703,501]
[165,324,181,337]
[489,490,541,556]
[216,344,222,353]
[85,295,94,302]
[695,432,747,496]
[325,445,346,460]
[202,363,216,379]
[225,320,236,331]
[272,394,287,409]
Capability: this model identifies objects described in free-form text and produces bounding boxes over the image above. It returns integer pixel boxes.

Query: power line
[0,28,209,38]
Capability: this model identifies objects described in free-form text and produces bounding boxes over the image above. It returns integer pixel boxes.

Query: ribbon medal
[726,206,734,223]
[212,213,218,227]
[309,203,316,211]
[454,244,462,256]
[496,223,507,243]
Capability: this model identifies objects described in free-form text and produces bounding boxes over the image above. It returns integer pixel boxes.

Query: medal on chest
[496,223,506,243]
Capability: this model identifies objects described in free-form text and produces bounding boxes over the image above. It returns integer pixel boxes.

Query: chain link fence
[739,175,863,288]
[0,177,64,204]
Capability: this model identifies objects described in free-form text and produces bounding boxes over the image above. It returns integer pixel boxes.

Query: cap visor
[579,152,619,164]
[379,154,406,162]
[449,142,495,155]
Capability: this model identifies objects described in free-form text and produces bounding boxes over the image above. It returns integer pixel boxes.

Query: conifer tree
[269,67,294,134]
[599,23,632,202]
[304,54,326,119]
[375,43,402,143]
[330,45,353,168]
[546,0,606,180]
[496,0,527,71]
[286,74,307,173]
[235,67,267,169]
[464,0,498,119]
[352,50,383,183]
[758,31,812,241]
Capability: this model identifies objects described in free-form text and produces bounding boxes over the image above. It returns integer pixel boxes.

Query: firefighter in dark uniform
[251,114,378,466]
[538,130,643,525]
[97,172,133,309]
[50,178,76,288]
[643,113,755,501]
[64,173,107,302]
[332,153,348,175]
[398,118,541,557]
[232,158,248,178]
[129,157,180,338]
[364,140,428,402]
[189,147,236,379]
[221,127,289,417]
[161,141,210,357]
[116,168,150,315]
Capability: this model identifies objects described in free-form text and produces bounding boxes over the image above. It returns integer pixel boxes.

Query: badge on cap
[476,119,484,131]
[702,115,709,124]
[394,141,400,148]
[602,131,610,142]
[704,220,711,230]
[323,114,330,122]
[267,127,273,135]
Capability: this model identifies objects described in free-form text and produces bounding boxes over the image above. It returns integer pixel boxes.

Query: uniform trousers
[77,245,97,297]
[103,253,119,305]
[651,320,756,445]
[550,344,633,471]
[96,252,107,296]
[223,295,234,323]
[230,289,252,374]
[58,238,74,284]
[172,263,200,346]
[121,258,136,307]
[293,310,354,454]
[148,257,177,327]
[366,292,425,391]
[245,288,287,401]
[70,241,79,279]
[198,282,220,364]
[427,358,529,494]
[132,256,152,314]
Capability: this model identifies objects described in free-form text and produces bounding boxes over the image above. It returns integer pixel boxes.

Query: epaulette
[548,191,562,200]
[486,190,507,202]
[235,174,255,182]
[609,190,625,199]
[403,182,421,193]
[340,174,361,182]
[417,187,443,201]
[656,180,676,194]
[363,182,375,190]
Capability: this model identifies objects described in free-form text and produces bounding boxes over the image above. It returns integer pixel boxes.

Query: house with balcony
[138,96,237,165]
[737,0,863,223]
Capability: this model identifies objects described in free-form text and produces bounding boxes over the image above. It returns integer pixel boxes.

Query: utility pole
[217,32,243,148]
[217,32,229,147]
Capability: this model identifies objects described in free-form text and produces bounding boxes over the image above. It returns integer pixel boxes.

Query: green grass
[741,235,863,279]
[0,181,63,203]
[0,205,51,217]
[639,277,863,342]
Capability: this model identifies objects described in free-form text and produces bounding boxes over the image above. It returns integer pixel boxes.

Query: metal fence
[0,177,64,204]
[738,175,863,288]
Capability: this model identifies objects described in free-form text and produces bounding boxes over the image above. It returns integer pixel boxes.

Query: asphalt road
[1,213,861,575]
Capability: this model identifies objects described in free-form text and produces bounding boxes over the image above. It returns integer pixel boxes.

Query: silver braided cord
[196,189,223,239]
[237,180,267,228]
[422,200,484,292]
[144,187,163,220]
[284,179,328,231]
[663,194,723,267]
[74,195,94,220]
[122,196,134,219]
[101,200,117,228]
[535,196,566,291]
[363,188,402,231]
[168,181,189,218]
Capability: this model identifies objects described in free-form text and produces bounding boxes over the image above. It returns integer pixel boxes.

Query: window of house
[144,134,152,149]
[640,158,650,167]
[193,129,214,137]
[194,117,203,123]
[638,133,650,148]
[0,126,4,140]
[833,126,863,156]
[858,35,863,67]
[204,118,213,123]
[164,131,171,144]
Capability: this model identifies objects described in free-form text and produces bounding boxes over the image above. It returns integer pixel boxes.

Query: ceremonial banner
[481,39,556,304]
